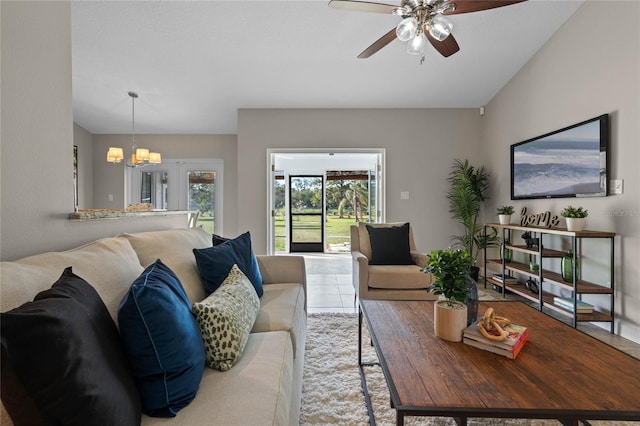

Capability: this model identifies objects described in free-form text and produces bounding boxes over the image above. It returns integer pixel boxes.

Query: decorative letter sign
[520,207,560,229]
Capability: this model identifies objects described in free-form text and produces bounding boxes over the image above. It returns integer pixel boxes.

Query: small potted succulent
[423,248,476,342]
[560,206,588,232]
[497,205,515,225]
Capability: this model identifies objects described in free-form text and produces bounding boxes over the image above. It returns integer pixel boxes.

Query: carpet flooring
[300,313,637,426]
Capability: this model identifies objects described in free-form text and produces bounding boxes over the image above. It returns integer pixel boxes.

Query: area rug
[300,313,635,426]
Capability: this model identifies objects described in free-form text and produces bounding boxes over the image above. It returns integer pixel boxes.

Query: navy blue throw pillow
[1,267,141,426]
[366,223,414,265]
[118,259,205,417]
[193,231,263,297]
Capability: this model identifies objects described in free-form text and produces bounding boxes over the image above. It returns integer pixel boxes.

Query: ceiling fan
[329,0,527,59]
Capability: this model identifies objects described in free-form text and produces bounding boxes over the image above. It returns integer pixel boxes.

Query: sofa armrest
[411,251,428,268]
[351,251,369,299]
[256,255,306,286]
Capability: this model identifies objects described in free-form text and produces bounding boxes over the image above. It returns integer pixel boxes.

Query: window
[127,159,223,233]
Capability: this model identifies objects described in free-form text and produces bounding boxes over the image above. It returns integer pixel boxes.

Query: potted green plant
[446,159,499,276]
[497,205,515,225]
[423,248,475,342]
[560,205,588,231]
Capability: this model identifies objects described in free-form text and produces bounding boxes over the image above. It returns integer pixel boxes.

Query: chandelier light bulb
[407,32,427,55]
[396,17,418,42]
[428,16,453,42]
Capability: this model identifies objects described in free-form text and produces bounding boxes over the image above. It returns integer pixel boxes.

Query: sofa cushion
[252,283,306,358]
[192,265,260,371]
[118,259,205,418]
[367,264,432,289]
[366,223,413,265]
[0,237,144,324]
[193,231,263,297]
[141,331,293,426]
[120,228,213,304]
[1,267,141,426]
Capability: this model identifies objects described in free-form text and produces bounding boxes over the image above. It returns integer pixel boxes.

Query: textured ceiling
[71,0,583,135]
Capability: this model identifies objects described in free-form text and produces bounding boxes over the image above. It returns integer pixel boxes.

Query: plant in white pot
[561,205,588,231]
[423,248,475,342]
[496,205,515,225]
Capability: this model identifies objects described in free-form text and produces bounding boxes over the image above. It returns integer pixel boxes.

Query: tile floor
[302,253,640,359]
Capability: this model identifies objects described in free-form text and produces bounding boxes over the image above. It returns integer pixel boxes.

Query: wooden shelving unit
[484,223,616,332]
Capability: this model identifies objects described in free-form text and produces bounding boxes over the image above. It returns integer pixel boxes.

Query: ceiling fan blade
[441,0,527,15]
[357,27,397,58]
[426,32,460,57]
[329,0,399,14]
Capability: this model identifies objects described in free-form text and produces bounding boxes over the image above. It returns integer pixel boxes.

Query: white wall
[1,1,74,259]
[237,108,484,255]
[482,1,640,341]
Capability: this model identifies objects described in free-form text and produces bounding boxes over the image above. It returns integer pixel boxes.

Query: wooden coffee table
[358,300,640,426]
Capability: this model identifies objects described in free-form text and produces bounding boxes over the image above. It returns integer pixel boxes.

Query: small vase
[561,250,580,283]
[433,301,467,342]
[566,217,586,232]
[500,241,512,263]
[465,276,478,327]
[498,214,512,225]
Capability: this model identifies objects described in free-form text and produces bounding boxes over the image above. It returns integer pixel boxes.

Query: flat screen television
[511,114,609,200]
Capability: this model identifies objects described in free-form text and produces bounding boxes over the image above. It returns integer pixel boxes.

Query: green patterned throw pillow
[192,264,260,371]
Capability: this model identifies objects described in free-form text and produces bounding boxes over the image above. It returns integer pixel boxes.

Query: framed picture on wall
[73,145,78,210]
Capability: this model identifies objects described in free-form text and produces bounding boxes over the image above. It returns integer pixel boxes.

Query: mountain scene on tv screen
[513,121,603,198]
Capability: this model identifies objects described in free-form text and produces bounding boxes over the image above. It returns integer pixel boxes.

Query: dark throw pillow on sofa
[0,267,141,426]
[366,223,413,265]
[118,259,205,418]
[212,234,230,246]
[193,231,263,297]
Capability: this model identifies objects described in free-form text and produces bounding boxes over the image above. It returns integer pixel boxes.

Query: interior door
[289,175,324,252]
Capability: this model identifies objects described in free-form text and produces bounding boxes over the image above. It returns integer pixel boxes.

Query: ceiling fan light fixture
[396,17,418,42]
[407,32,427,55]
[428,15,453,41]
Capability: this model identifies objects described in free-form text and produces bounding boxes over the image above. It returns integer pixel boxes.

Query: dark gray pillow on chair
[366,223,413,265]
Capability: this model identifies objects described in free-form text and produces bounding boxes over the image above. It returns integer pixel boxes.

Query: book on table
[463,322,528,359]
[463,335,528,359]
[553,297,594,313]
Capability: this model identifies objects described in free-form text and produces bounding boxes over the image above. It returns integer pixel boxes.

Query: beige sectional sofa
[1,228,307,426]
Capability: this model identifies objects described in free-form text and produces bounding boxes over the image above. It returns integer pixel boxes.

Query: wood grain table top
[359,300,640,423]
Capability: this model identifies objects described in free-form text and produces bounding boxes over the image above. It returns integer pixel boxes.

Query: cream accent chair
[350,222,436,301]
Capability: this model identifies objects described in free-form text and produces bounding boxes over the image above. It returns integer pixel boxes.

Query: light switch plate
[400,191,409,200]
[609,180,623,195]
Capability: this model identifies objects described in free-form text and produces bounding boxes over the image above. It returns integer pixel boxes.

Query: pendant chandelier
[106,91,161,167]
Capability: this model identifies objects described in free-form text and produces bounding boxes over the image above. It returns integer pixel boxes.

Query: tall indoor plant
[423,248,476,342]
[446,159,498,276]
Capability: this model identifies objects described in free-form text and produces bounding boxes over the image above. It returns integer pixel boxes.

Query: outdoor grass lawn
[274,214,368,252]
[198,213,368,252]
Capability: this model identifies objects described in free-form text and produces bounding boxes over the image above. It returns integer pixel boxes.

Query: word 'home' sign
[520,207,560,228]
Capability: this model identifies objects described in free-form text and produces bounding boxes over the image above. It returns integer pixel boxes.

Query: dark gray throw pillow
[366,223,413,265]
[0,267,141,426]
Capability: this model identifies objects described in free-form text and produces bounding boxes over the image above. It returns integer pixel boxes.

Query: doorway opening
[267,149,385,255]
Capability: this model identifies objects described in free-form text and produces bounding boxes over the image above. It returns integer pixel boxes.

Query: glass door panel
[140,171,168,210]
[289,175,324,252]
[187,171,215,233]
